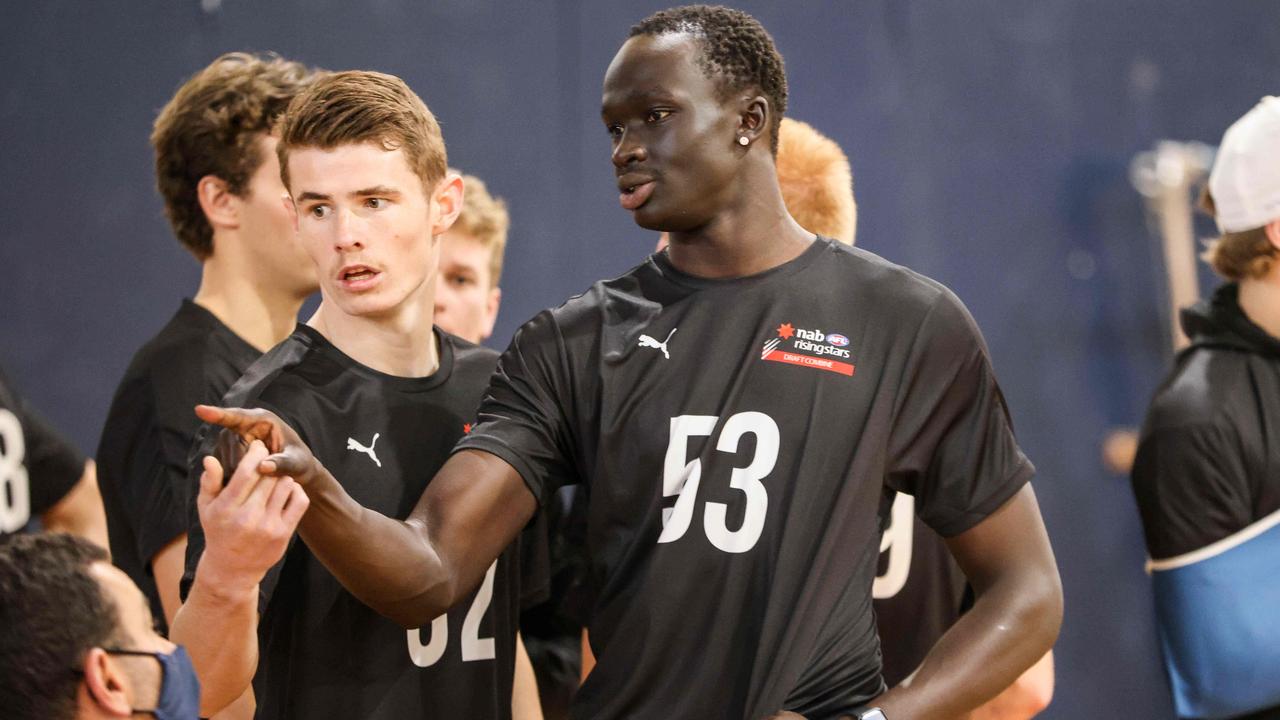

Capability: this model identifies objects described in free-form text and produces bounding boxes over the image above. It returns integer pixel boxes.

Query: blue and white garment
[1148,509,1280,719]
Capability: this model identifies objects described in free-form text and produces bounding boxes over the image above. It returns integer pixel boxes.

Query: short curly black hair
[630,5,788,154]
[0,534,121,720]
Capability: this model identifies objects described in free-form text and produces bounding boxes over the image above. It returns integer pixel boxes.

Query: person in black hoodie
[1131,96,1280,720]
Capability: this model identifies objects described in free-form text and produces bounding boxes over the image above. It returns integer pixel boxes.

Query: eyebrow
[353,185,401,197]
[295,186,402,203]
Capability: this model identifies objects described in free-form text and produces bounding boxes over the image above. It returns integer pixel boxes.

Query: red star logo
[463,423,472,434]
[777,323,795,340]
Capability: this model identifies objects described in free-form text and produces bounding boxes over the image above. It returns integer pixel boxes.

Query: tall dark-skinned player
[200,7,1062,719]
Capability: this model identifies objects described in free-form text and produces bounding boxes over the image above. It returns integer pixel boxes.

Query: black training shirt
[183,325,543,720]
[1132,283,1280,560]
[97,300,259,628]
[0,364,85,538]
[458,239,1033,719]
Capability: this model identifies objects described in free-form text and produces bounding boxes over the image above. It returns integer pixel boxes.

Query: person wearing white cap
[1131,96,1280,720]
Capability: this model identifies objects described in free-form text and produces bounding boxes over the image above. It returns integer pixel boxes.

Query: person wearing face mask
[0,532,200,719]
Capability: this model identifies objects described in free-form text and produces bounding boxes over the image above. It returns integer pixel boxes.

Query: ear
[196,175,240,233]
[430,172,465,237]
[735,94,771,149]
[481,286,502,341]
[1265,218,1280,252]
[82,648,133,717]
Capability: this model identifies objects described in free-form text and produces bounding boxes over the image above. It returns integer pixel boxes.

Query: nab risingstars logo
[761,322,856,377]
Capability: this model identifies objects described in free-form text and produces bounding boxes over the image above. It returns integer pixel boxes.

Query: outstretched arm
[195,405,538,628]
[873,485,1062,720]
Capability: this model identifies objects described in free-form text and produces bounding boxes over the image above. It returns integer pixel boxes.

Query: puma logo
[346,433,382,468]
[638,328,677,360]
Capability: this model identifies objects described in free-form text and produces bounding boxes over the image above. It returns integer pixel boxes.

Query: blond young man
[96,52,319,638]
[435,172,509,344]
[171,71,543,720]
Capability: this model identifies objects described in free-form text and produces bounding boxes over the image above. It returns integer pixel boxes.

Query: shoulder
[828,243,971,329]
[1142,347,1255,434]
[439,331,501,384]
[113,305,251,400]
[831,245,986,362]
[528,259,658,338]
[221,331,318,412]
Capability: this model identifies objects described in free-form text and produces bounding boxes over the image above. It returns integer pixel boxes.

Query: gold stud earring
[738,136,750,146]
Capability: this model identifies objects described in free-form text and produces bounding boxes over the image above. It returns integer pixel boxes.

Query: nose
[612,129,647,169]
[333,207,364,252]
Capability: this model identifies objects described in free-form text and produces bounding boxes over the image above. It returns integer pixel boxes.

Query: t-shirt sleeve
[180,397,300,614]
[19,400,85,518]
[125,388,201,571]
[454,312,581,505]
[886,289,1035,538]
[1130,421,1253,560]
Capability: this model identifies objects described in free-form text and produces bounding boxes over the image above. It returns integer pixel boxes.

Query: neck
[1238,268,1280,340]
[307,278,439,378]
[665,161,814,279]
[193,231,308,352]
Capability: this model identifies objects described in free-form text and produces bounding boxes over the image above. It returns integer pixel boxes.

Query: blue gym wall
[3,2,1276,717]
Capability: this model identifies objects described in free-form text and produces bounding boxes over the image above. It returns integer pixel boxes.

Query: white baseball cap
[1208,96,1280,233]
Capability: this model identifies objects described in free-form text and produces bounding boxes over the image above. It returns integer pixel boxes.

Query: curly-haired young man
[96,52,319,641]
[202,7,1062,718]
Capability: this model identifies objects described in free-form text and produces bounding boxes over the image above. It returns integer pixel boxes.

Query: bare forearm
[297,466,454,627]
[170,563,260,716]
[970,652,1054,720]
[877,576,1060,719]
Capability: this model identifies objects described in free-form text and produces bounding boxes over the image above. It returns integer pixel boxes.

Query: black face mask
[103,646,201,719]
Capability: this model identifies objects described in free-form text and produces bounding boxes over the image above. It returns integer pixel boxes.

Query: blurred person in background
[432,173,574,719]
[1131,96,1280,720]
[0,365,107,547]
[434,171,508,345]
[96,52,319,639]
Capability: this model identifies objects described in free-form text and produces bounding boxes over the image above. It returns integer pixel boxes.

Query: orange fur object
[776,118,856,245]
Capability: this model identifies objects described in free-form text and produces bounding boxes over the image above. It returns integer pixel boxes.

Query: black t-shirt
[0,364,85,538]
[96,300,259,628]
[183,325,542,720]
[871,493,969,687]
[1132,283,1280,560]
[457,239,1034,720]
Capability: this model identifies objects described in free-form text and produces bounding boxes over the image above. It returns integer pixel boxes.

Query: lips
[619,180,656,211]
[338,264,382,291]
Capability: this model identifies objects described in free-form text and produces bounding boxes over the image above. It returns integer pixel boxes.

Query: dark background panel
[4,2,1278,717]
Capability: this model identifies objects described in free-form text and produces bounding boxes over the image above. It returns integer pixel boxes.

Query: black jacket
[1131,282,1280,560]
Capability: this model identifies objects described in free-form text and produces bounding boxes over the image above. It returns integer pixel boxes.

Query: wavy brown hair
[151,52,317,259]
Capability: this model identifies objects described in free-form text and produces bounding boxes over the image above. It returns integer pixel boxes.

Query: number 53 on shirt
[658,412,779,554]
